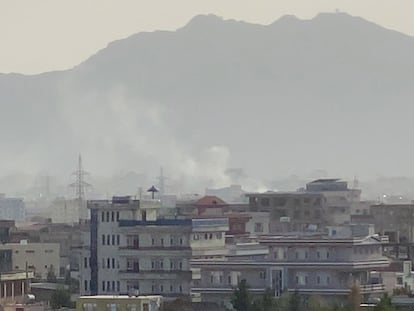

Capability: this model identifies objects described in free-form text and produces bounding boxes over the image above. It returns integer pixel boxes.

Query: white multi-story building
[81,196,192,298]
[192,227,390,306]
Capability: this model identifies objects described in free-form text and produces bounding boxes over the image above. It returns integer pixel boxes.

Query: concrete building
[246,192,328,233]
[82,196,193,298]
[0,194,25,223]
[191,218,229,259]
[205,185,247,204]
[305,179,361,225]
[11,222,84,276]
[76,295,162,311]
[0,242,60,280]
[370,204,414,243]
[192,228,390,306]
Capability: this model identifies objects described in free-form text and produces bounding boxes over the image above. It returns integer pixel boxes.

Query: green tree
[261,288,274,311]
[288,290,301,311]
[374,294,396,311]
[50,286,71,310]
[231,279,253,311]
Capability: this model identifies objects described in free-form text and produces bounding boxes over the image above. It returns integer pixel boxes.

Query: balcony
[119,269,192,281]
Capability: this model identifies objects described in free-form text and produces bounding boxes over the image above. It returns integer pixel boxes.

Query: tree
[46,264,57,283]
[261,288,274,311]
[288,290,301,311]
[347,284,362,311]
[374,294,396,311]
[50,286,71,310]
[231,279,253,311]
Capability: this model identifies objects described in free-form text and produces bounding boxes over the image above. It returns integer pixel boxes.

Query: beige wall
[0,243,60,280]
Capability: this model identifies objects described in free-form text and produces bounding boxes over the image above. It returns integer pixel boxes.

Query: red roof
[194,196,228,206]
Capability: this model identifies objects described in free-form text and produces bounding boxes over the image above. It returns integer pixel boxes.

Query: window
[160,260,164,269]
[107,281,110,292]
[102,258,105,269]
[179,285,183,292]
[107,303,117,311]
[116,211,120,221]
[160,285,164,292]
[170,284,173,292]
[25,250,35,253]
[111,211,115,222]
[102,235,106,245]
[112,235,115,245]
[211,275,214,283]
[112,281,115,291]
[180,238,183,245]
[112,258,115,269]
[261,198,270,206]
[204,233,208,240]
[117,281,120,292]
[84,280,88,291]
[397,277,403,285]
[102,281,105,291]
[179,262,183,270]
[161,238,164,246]
[259,271,266,279]
[102,212,105,222]
[254,223,264,233]
[151,261,155,269]
[107,258,110,269]
[216,232,222,239]
[228,275,231,284]
[117,235,120,245]
[209,233,213,240]
[107,235,110,245]
[143,303,149,311]
[84,257,88,268]
[152,238,155,246]
[106,211,110,222]
[170,236,174,245]
[83,303,97,311]
[326,251,330,259]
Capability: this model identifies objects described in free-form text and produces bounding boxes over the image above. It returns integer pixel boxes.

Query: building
[76,295,162,311]
[246,192,328,233]
[0,194,25,223]
[370,204,414,243]
[0,241,60,280]
[191,217,229,259]
[192,227,390,306]
[205,185,247,204]
[82,196,193,298]
[0,270,35,305]
[11,222,86,276]
[305,179,361,225]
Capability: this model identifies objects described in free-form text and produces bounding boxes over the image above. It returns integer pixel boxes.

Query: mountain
[1,12,414,192]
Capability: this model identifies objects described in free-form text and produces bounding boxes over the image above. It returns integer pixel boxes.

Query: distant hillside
[1,12,414,191]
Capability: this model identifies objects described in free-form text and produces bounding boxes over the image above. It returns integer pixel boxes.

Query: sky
[1,0,414,74]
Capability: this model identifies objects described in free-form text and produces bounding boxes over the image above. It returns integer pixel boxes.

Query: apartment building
[191,217,229,259]
[82,196,192,298]
[192,228,390,306]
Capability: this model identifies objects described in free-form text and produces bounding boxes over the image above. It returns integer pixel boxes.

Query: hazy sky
[1,0,414,74]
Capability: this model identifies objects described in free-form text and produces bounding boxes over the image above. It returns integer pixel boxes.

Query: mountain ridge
[0,12,414,191]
